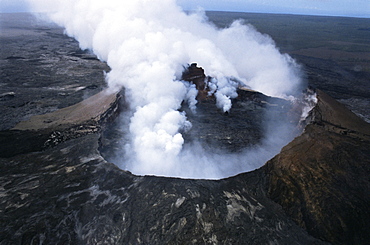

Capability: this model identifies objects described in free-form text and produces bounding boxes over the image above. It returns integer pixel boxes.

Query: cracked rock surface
[0,13,109,130]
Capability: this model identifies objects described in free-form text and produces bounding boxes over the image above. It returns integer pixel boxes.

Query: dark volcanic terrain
[0,13,109,131]
[1,13,369,244]
[207,11,370,122]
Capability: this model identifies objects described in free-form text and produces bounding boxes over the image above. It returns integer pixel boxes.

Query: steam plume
[27,0,304,178]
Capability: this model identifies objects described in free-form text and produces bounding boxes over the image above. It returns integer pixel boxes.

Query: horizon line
[1,9,369,19]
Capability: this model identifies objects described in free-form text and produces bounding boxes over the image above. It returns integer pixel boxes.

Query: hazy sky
[0,0,369,18]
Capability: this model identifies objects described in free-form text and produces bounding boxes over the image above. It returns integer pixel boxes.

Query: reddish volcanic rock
[182,63,210,100]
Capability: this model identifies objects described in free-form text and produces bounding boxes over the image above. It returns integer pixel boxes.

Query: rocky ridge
[1,83,369,244]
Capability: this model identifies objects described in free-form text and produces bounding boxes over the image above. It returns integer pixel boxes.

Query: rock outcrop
[182,63,207,91]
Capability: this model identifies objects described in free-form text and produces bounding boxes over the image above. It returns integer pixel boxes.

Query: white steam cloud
[27,0,304,179]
